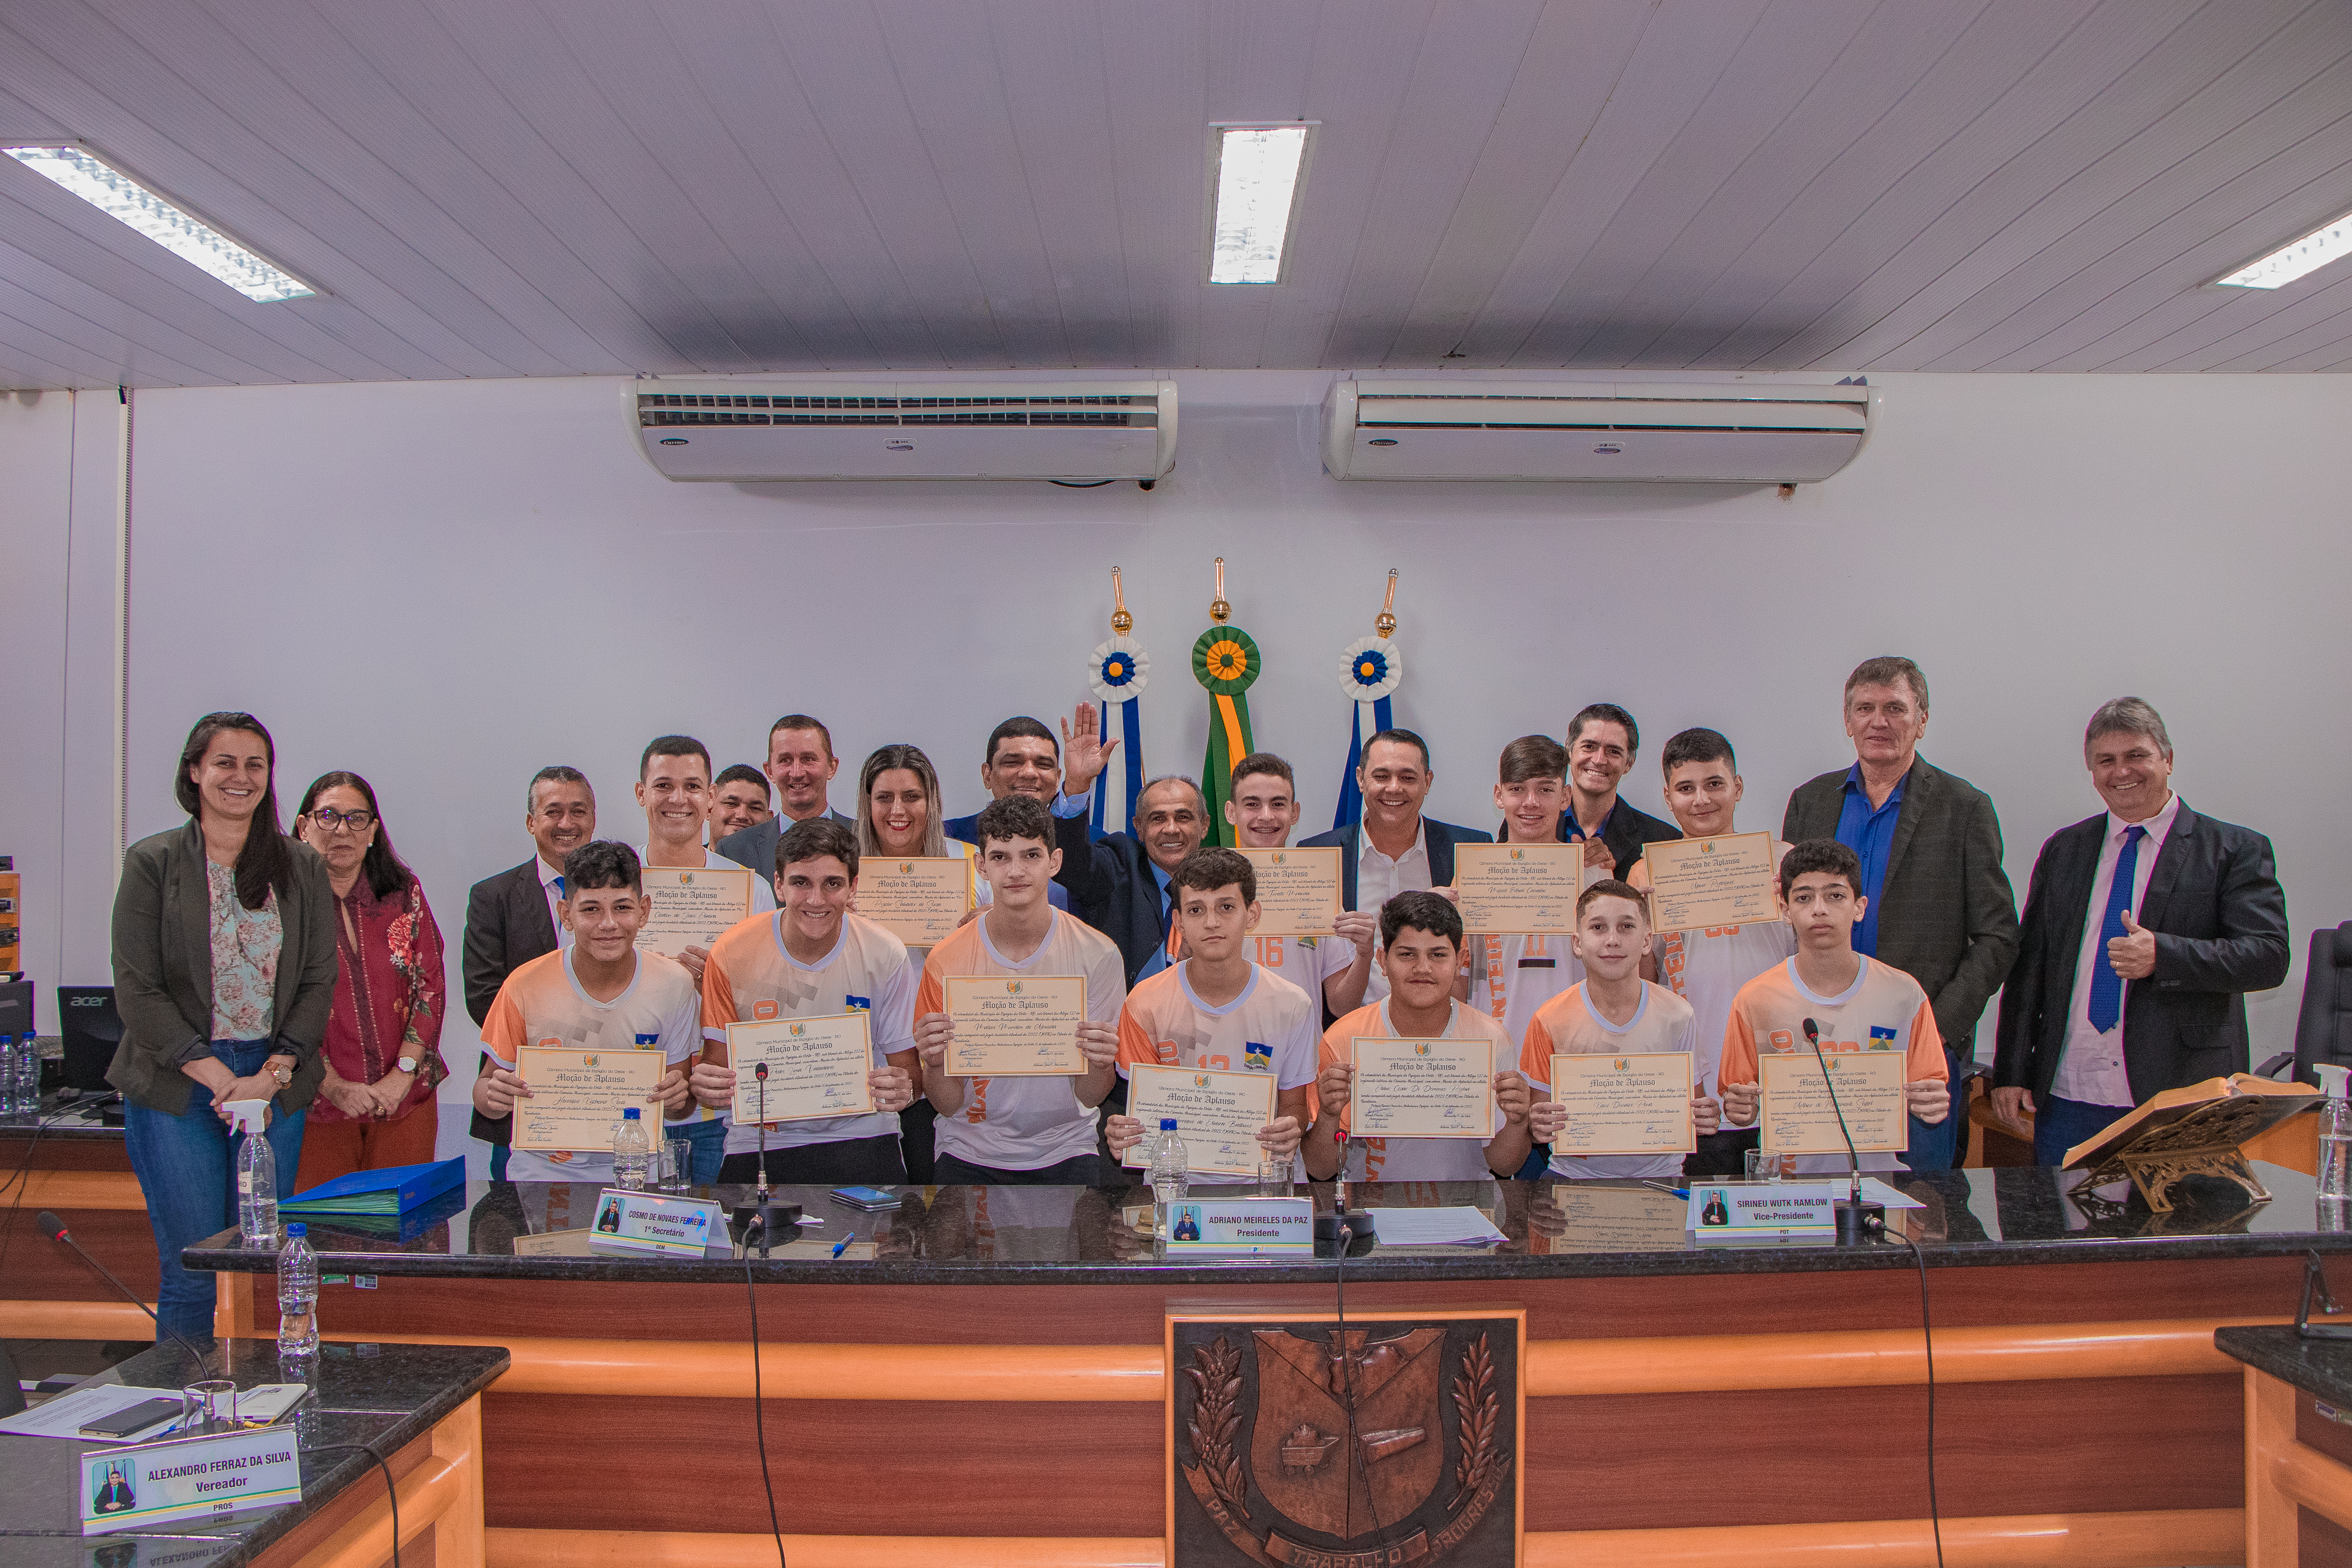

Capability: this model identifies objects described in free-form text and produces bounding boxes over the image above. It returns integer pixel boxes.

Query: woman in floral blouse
[291,772,448,1186]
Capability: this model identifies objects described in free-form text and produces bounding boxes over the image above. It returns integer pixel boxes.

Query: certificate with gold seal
[724,1012,875,1124]
[944,975,1087,1076]
[512,1046,665,1152]
[1550,1052,1695,1155]
[1759,1050,1907,1154]
[1120,1065,1278,1177]
[854,857,972,947]
[1451,843,1594,934]
[1237,847,1341,937]
[635,865,754,958]
[1349,1036,1494,1139]
[1641,832,1779,933]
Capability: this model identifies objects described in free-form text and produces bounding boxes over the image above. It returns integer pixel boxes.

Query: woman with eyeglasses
[109,712,336,1341]
[288,772,449,1186]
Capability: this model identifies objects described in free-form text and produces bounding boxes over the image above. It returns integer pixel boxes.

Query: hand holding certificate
[512,1046,665,1152]
[1641,833,1779,933]
[1759,1051,1907,1154]
[855,858,973,948]
[1350,1037,1494,1139]
[635,866,754,958]
[1551,1052,1695,1156]
[1238,847,1341,938]
[1451,844,1594,934]
[1122,1065,1278,1177]
[944,976,1087,1076]
[725,1012,876,1124]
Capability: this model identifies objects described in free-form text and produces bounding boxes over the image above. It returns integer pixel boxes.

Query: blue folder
[282,1156,464,1216]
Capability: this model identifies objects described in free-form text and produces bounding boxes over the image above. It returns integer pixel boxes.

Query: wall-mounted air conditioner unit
[629,378,1178,484]
[1321,379,1876,483]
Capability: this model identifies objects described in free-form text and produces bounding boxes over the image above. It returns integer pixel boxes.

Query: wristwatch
[267,1061,293,1088]
[396,1055,418,1075]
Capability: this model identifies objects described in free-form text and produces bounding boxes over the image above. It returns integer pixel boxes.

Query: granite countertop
[178,1162,2352,1286]
[2218,1323,2352,1405]
[0,1338,508,1568]
[0,1092,130,1142]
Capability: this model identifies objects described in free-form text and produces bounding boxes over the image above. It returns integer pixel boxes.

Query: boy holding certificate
[474,842,699,1180]
[1492,880,1721,1181]
[1101,846,1317,1180]
[1302,892,1530,1183]
[913,795,1127,1184]
[1717,840,1951,1175]
[690,818,920,1185]
[1624,728,1796,1176]
[1468,736,1587,1052]
[1226,754,1363,1014]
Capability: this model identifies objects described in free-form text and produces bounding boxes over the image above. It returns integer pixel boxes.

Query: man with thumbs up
[1992,698,2290,1164]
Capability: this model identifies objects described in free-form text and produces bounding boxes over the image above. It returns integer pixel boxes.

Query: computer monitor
[58,986,121,1091]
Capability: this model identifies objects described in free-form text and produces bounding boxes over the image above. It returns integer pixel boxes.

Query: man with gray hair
[1992,698,2289,1163]
[1783,655,2018,1171]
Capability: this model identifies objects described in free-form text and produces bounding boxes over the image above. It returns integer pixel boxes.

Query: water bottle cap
[285,1223,306,1237]
[1160,1118,1178,1130]
[623,1107,642,1119]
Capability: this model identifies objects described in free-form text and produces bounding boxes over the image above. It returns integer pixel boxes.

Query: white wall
[6,369,2347,1156]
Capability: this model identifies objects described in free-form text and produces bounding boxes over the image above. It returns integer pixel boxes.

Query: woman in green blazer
[110,712,336,1338]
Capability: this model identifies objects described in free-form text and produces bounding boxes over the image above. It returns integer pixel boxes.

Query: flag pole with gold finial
[1084,567,1150,833]
[1190,557,1262,846]
[1334,569,1404,829]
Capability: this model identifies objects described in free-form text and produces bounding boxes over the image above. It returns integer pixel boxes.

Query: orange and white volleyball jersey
[917,908,1127,1172]
[1721,956,1945,1175]
[1656,920,1796,1101]
[1246,933,1353,1003]
[1469,933,1584,1059]
[1316,999,1511,1183]
[1114,962,1320,1089]
[1520,981,1696,1181]
[703,911,915,1153]
[479,947,701,1182]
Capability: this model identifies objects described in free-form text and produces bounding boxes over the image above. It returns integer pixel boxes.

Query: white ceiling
[3,0,2351,390]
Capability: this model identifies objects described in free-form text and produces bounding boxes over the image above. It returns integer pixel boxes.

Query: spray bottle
[2314,1063,2351,1201]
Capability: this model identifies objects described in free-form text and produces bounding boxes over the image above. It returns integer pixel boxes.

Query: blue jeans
[675,1119,728,1185]
[1899,1047,1964,1174]
[123,1040,306,1339]
[2034,1093,2134,1168]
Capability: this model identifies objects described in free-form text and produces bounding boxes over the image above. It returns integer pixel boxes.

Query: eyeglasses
[308,808,375,832]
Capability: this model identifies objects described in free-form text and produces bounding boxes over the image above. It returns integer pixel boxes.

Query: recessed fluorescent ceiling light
[2212,207,2352,290]
[1209,125,1310,285]
[4,144,314,302]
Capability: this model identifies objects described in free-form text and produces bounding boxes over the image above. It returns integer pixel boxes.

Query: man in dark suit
[715,714,854,880]
[1052,725,1211,988]
[461,766,594,1177]
[1557,703,1681,878]
[1993,698,2289,1164]
[1783,656,2018,1171]
[1299,729,1492,1017]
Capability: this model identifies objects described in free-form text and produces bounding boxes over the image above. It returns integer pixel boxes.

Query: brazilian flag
[1192,624,1261,846]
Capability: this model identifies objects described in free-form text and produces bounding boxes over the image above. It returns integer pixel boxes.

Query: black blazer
[1052,812,1170,988]
[1783,756,2020,1052]
[1556,798,1682,880]
[1993,802,2289,1104]
[714,809,854,882]
[461,858,559,1147]
[1295,817,1496,912]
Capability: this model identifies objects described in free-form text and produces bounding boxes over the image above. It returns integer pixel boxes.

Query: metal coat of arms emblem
[1168,1310,1520,1567]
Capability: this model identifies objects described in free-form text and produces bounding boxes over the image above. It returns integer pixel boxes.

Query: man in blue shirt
[1784,656,2018,1171]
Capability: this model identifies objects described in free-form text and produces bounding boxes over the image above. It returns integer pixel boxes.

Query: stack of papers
[282,1156,463,1217]
[1363,1207,1507,1247]
[0,1385,187,1441]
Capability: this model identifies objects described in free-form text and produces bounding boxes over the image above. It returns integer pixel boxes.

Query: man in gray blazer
[1783,656,2018,1171]
[715,713,854,880]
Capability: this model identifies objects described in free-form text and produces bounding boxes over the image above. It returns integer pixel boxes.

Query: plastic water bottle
[6,1035,32,1114]
[2317,1065,2352,1201]
[1148,1117,1188,1236]
[612,1106,650,1190]
[277,1223,319,1356]
[238,1129,279,1247]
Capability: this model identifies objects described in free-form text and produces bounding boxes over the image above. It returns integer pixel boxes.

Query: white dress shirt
[1355,823,1431,1003]
[535,854,573,951]
[2052,792,2182,1108]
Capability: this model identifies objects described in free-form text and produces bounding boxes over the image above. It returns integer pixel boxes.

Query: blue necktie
[2085,825,2145,1034]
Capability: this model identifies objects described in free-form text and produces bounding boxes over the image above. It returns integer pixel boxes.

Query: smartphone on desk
[829,1186,901,1211]
[80,1398,185,1441]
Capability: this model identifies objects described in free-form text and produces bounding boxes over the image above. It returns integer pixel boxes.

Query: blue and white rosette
[1087,636,1150,833]
[1334,635,1403,828]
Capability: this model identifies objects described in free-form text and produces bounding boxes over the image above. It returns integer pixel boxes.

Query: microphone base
[731,1201,802,1242]
[1312,1210,1376,1244]
[1833,1199,1886,1246]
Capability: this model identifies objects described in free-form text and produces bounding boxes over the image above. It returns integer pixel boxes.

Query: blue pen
[830,1238,849,1259]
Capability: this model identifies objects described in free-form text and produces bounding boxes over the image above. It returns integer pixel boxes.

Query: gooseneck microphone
[39,1211,214,1372]
[1800,1022,1886,1246]
[730,1063,800,1244]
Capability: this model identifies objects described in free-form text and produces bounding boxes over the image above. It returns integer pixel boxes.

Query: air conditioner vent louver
[629,378,1178,481]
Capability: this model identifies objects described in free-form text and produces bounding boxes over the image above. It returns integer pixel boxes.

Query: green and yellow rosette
[1191,559,1259,846]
